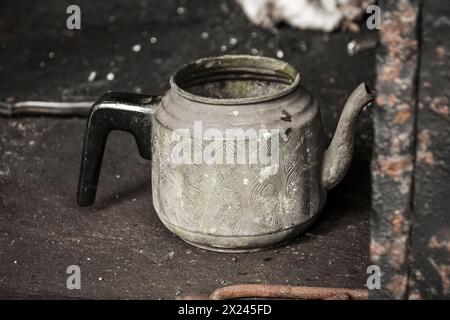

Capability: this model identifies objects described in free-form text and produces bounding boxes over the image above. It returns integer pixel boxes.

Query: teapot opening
[170,55,300,105]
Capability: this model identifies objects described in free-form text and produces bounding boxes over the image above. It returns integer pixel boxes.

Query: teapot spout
[321,83,375,190]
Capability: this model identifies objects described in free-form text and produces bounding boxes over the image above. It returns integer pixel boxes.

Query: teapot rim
[169,54,300,105]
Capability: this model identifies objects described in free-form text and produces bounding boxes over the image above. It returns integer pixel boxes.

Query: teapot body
[77,55,374,252]
[151,84,327,252]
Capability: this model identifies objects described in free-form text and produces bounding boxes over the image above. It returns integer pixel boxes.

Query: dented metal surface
[371,0,420,299]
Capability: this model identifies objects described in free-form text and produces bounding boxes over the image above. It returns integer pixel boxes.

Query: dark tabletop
[0,0,376,299]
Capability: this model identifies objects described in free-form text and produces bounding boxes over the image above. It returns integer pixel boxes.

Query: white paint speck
[201,32,209,39]
[177,6,185,14]
[106,72,115,81]
[13,260,18,264]
[132,44,142,52]
[150,36,158,44]
[243,178,249,185]
[259,164,279,180]
[98,277,103,281]
[276,49,284,59]
[229,37,237,45]
[232,110,239,116]
[88,71,96,82]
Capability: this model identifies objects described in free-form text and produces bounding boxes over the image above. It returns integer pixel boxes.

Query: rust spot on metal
[428,230,450,252]
[375,96,385,106]
[375,155,413,179]
[370,240,387,262]
[429,258,450,295]
[392,210,408,235]
[393,112,411,126]
[429,97,449,117]
[388,238,408,270]
[378,63,401,81]
[394,105,412,124]
[408,289,423,300]
[417,129,435,165]
[435,46,446,60]
[390,133,409,154]
[386,275,408,299]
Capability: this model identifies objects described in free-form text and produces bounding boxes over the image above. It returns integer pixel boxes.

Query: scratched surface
[0,0,375,299]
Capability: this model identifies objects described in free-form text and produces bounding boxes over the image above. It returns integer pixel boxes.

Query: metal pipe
[0,101,95,117]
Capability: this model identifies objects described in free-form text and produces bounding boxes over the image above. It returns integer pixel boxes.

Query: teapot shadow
[90,178,151,211]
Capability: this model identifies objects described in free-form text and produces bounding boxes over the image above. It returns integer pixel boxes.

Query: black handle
[77,92,157,206]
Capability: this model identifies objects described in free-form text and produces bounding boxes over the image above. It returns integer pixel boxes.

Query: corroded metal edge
[371,0,421,299]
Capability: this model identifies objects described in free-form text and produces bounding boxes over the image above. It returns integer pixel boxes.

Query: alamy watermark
[366,265,381,290]
[366,5,381,30]
[170,121,281,168]
[66,5,81,30]
[66,265,81,290]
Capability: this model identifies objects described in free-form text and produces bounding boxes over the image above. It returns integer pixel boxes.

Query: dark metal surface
[0,0,375,299]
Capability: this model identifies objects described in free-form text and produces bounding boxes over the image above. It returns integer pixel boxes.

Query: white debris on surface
[259,164,279,181]
[275,49,284,58]
[229,37,238,45]
[236,0,374,32]
[88,71,96,82]
[106,72,115,81]
[150,36,158,44]
[132,44,142,52]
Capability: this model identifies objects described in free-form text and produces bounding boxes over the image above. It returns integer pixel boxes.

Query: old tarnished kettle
[77,55,374,252]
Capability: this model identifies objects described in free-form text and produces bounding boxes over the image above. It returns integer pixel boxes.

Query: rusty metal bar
[179,285,368,300]
[371,0,421,299]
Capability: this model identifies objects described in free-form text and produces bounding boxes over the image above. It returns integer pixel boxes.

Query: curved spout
[321,83,375,190]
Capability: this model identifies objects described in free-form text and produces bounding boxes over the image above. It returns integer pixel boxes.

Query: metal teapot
[77,55,374,252]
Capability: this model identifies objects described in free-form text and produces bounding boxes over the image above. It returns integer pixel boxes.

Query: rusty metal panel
[371,0,420,299]
[408,0,450,299]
